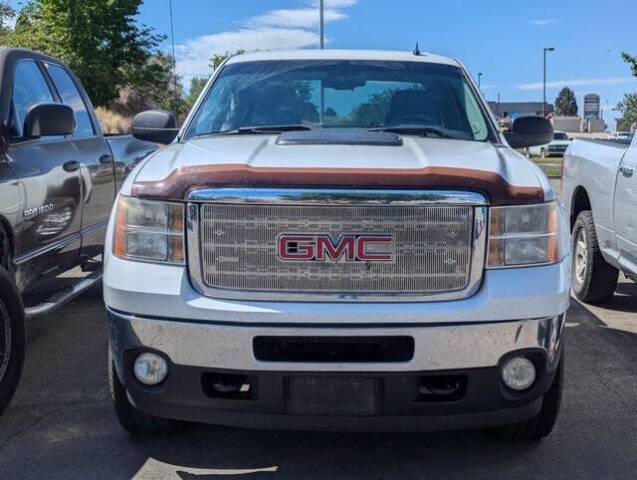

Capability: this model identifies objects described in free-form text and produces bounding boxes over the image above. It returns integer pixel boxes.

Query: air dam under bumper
[108,310,564,431]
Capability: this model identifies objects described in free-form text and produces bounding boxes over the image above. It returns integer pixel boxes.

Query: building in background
[551,116,606,134]
[488,101,553,119]
[489,98,607,135]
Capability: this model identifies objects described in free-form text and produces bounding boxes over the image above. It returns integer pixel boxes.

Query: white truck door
[614,135,637,271]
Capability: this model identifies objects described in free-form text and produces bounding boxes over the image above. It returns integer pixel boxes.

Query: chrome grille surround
[187,189,487,302]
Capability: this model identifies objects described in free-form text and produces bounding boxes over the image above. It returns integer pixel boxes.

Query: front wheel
[509,356,564,440]
[109,348,184,435]
[493,356,564,441]
[571,211,618,303]
[0,267,25,416]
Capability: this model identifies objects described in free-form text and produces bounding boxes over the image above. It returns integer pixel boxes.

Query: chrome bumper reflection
[108,309,564,372]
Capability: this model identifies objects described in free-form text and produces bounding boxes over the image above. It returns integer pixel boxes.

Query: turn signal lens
[113,196,185,264]
[487,201,560,267]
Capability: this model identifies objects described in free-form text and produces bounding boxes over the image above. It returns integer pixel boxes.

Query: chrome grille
[196,202,476,296]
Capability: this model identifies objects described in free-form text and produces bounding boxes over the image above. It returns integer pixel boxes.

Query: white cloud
[246,8,348,29]
[528,19,557,26]
[517,77,633,90]
[313,0,358,7]
[174,1,357,84]
[176,28,319,81]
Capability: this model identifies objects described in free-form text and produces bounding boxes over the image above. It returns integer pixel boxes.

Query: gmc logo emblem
[278,234,395,262]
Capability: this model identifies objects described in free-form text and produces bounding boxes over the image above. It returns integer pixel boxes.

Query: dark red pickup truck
[0,48,158,414]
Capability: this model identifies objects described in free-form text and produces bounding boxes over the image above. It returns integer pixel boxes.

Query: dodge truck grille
[187,189,487,302]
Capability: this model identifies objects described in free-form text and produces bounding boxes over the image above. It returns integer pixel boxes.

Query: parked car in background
[612,131,631,141]
[528,131,571,158]
[0,48,158,415]
[105,50,570,440]
[562,133,636,302]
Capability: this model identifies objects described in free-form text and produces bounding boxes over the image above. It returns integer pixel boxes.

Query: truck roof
[225,49,462,67]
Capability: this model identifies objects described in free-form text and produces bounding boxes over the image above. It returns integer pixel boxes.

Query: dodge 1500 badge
[104,50,571,440]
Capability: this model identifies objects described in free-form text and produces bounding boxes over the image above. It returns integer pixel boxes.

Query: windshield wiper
[211,124,314,136]
[370,126,455,138]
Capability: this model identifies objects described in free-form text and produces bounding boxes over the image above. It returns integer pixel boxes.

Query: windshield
[553,132,568,140]
[185,60,492,141]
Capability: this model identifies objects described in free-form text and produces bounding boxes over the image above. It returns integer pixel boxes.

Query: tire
[494,355,564,441]
[0,266,25,416]
[109,348,184,435]
[571,210,618,303]
[510,356,564,440]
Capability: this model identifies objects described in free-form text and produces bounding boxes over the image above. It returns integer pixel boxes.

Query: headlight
[487,201,560,267]
[113,196,185,264]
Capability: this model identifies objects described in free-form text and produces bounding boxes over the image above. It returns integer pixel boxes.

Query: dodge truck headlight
[487,201,562,268]
[113,196,185,264]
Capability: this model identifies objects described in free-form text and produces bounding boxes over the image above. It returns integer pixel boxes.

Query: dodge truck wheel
[109,349,184,435]
[571,211,618,303]
[0,267,25,416]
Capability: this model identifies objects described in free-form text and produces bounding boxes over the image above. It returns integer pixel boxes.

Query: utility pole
[169,0,178,115]
[319,0,324,49]
[543,47,555,117]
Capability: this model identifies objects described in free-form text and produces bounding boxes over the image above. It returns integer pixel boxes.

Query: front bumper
[547,146,568,155]
[108,310,564,431]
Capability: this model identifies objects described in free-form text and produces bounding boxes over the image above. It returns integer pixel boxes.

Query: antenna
[413,41,421,56]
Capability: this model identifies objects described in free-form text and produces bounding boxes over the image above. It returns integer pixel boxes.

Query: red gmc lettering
[279,234,394,262]
[278,235,315,260]
[316,236,355,261]
[356,235,394,261]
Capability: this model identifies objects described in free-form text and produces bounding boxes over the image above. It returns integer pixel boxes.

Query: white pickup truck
[104,50,571,439]
[562,134,636,302]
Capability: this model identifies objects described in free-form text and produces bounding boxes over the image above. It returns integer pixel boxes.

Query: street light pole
[168,0,178,115]
[478,72,483,89]
[319,0,324,49]
[543,47,555,117]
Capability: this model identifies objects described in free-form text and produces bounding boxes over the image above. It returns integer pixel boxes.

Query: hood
[132,134,546,205]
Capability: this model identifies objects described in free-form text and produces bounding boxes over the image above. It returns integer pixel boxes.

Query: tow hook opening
[415,375,467,402]
[202,373,255,400]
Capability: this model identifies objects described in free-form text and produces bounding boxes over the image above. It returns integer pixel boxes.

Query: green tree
[7,0,165,107]
[615,93,637,131]
[209,49,245,71]
[554,87,578,116]
[622,52,637,78]
[108,52,186,120]
[0,1,15,37]
[185,77,208,110]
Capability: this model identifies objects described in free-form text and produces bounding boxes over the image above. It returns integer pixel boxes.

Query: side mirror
[132,110,178,144]
[503,116,553,149]
[24,103,75,138]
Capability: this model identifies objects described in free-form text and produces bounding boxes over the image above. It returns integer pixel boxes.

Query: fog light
[133,352,168,386]
[501,356,536,391]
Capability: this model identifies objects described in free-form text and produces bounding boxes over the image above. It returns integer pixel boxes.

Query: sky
[8,0,637,129]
